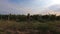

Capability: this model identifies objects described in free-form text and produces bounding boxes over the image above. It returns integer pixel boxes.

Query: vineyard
[0,14,60,34]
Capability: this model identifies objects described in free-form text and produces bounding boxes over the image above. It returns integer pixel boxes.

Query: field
[0,14,60,34]
[0,20,60,34]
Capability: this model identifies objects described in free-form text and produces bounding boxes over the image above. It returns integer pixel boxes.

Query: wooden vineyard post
[8,14,11,21]
[26,13,32,30]
[27,13,30,23]
[7,14,11,23]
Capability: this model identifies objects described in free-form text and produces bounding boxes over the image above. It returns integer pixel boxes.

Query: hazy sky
[0,0,60,15]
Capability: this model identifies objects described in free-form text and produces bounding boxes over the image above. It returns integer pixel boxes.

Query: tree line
[0,14,60,22]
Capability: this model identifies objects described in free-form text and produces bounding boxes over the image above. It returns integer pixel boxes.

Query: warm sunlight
[52,0,60,4]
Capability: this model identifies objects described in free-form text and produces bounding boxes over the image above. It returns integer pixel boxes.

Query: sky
[0,0,60,15]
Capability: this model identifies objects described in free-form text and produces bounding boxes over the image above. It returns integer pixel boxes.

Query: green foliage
[0,20,59,34]
[6,31,11,34]
[0,14,60,34]
[0,14,60,21]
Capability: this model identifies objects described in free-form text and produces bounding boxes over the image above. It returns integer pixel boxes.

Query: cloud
[0,0,53,15]
[49,4,60,11]
[43,4,60,16]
